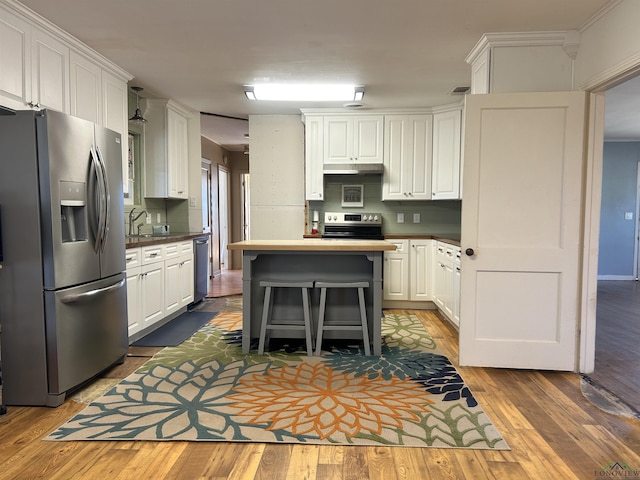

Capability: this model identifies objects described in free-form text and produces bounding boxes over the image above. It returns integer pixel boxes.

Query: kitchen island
[228,239,396,355]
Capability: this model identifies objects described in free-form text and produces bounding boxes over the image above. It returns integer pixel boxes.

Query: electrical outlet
[397,213,404,223]
[157,213,161,223]
[190,197,196,207]
[413,213,420,223]
[625,212,634,220]
[146,214,151,224]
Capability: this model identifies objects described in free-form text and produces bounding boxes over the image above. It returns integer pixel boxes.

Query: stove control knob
[373,215,379,221]
[367,215,373,221]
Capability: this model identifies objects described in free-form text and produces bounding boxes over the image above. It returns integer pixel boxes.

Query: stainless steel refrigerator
[0,109,128,406]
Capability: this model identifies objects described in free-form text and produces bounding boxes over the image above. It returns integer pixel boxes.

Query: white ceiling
[19,0,635,149]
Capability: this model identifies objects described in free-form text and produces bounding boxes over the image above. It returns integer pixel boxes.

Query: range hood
[323,163,384,175]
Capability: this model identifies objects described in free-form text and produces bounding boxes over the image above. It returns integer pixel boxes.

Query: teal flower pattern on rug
[46,313,509,449]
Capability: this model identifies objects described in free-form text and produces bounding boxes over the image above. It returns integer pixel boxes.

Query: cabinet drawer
[141,245,164,264]
[125,248,141,270]
[179,240,193,255]
[387,239,409,254]
[164,242,180,258]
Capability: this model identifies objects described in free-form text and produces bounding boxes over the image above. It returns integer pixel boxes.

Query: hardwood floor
[1,291,640,479]
[208,269,242,298]
[588,280,640,412]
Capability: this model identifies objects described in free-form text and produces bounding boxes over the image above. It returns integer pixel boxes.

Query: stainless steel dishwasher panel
[193,236,210,305]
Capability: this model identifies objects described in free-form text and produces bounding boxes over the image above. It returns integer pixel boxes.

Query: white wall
[575,0,640,89]
[248,115,305,239]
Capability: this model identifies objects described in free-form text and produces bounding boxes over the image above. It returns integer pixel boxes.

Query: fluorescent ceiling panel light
[244,84,364,101]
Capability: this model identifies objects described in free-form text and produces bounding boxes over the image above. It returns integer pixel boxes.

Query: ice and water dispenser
[59,181,87,243]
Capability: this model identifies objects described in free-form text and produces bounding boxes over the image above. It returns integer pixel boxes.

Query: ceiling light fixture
[128,86,147,124]
[244,84,365,102]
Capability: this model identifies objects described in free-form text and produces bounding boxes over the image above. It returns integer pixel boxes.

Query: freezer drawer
[43,273,128,405]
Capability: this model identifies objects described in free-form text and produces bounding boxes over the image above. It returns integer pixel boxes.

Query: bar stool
[315,281,371,356]
[258,280,314,356]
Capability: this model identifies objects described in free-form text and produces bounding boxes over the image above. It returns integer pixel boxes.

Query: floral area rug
[46,312,508,449]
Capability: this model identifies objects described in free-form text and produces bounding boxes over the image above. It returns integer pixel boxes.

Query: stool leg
[358,287,371,356]
[302,287,313,356]
[258,286,272,354]
[315,287,327,355]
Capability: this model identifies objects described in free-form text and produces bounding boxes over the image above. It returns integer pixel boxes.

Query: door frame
[580,64,640,373]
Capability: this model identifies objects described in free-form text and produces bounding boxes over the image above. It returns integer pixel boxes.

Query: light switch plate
[625,212,633,220]
[413,213,420,223]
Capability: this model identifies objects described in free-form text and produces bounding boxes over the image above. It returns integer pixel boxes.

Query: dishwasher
[191,236,210,306]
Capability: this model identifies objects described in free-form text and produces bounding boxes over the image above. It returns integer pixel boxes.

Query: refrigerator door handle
[93,147,107,253]
[87,148,101,253]
[60,277,125,304]
[95,145,110,252]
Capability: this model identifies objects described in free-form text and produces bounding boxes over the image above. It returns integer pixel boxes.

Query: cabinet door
[0,7,30,109]
[70,51,101,123]
[353,116,383,164]
[432,109,461,199]
[433,260,446,310]
[410,240,431,301]
[383,115,432,200]
[324,116,353,163]
[453,262,461,327]
[179,254,194,306]
[141,261,165,328]
[382,115,407,200]
[407,115,432,199]
[304,116,324,200]
[443,260,454,319]
[167,107,189,198]
[102,70,128,198]
[164,256,181,315]
[126,266,141,336]
[383,253,409,300]
[30,28,69,113]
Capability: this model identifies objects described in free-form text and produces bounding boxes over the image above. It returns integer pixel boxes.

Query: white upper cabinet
[30,28,69,113]
[383,114,433,200]
[323,115,383,164]
[304,115,324,201]
[0,5,70,113]
[70,51,101,123]
[0,2,132,195]
[0,6,30,109]
[143,99,190,199]
[432,108,462,200]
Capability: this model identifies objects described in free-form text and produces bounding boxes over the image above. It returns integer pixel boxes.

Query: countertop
[228,239,396,252]
[125,233,208,250]
[302,233,461,247]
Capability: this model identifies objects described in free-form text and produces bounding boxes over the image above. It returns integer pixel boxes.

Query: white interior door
[459,91,587,371]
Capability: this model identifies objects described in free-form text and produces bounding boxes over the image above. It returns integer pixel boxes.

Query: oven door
[322,226,384,240]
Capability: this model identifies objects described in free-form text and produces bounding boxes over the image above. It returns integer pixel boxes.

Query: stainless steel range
[322,212,384,240]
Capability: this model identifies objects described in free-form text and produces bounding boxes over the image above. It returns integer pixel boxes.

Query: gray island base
[227,240,396,355]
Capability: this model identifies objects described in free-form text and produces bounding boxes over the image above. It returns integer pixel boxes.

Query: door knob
[465,248,475,257]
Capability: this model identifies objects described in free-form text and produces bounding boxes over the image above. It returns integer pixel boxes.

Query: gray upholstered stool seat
[258,280,314,356]
[315,281,371,356]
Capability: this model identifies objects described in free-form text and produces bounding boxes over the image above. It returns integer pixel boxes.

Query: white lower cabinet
[164,241,194,316]
[433,241,461,327]
[126,240,194,340]
[384,239,432,302]
[384,240,409,300]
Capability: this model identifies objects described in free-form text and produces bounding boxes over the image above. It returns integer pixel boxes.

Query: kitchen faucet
[128,208,147,236]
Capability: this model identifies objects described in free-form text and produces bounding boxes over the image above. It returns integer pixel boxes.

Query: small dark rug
[132,311,218,347]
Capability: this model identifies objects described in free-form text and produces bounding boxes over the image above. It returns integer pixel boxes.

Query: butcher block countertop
[125,233,207,249]
[228,239,396,252]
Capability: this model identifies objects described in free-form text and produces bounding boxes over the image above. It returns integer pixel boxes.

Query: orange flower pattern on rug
[210,312,243,331]
[227,361,433,440]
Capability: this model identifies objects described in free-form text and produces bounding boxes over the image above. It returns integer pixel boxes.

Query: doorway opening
[218,165,230,271]
[587,72,640,413]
